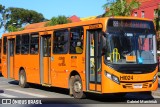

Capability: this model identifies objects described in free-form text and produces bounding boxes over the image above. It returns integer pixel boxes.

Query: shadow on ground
[0,73,3,77]
[7,80,155,104]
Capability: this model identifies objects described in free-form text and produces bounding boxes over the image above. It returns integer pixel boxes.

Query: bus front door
[7,38,15,79]
[40,35,51,85]
[87,29,102,92]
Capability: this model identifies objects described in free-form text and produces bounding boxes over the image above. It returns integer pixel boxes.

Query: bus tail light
[152,73,158,83]
[105,71,120,84]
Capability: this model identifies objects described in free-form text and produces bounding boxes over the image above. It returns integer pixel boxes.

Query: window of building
[70,27,84,54]
[141,11,145,18]
[53,29,69,54]
[16,35,21,54]
[21,34,29,54]
[154,9,158,18]
[134,12,138,17]
[30,33,39,54]
[3,37,7,54]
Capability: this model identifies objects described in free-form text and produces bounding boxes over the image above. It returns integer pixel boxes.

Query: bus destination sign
[108,19,154,29]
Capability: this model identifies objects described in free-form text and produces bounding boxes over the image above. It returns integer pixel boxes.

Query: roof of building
[24,21,48,30]
[24,15,81,30]
[69,15,81,22]
[80,16,97,21]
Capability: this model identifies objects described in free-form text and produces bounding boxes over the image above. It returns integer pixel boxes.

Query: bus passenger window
[21,34,29,54]
[3,37,7,55]
[30,33,39,54]
[53,29,69,54]
[70,27,83,54]
[16,35,21,54]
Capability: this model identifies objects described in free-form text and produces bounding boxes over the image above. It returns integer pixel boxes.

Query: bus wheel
[19,70,28,88]
[71,75,85,99]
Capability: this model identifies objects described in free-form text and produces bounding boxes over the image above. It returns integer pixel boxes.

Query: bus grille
[122,83,152,89]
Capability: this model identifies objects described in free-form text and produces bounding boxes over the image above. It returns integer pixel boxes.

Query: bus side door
[86,29,102,92]
[40,34,51,85]
[7,38,15,79]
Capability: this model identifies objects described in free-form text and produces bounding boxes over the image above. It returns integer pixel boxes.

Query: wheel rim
[73,81,82,93]
[20,75,24,85]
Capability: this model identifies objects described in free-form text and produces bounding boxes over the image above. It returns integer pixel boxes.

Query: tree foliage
[0,4,6,30]
[45,15,71,27]
[6,7,46,32]
[103,0,140,16]
[0,4,46,32]
[154,9,160,31]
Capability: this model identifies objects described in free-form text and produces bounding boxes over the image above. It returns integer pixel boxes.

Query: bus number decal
[120,75,133,81]
[89,24,99,29]
[58,57,66,66]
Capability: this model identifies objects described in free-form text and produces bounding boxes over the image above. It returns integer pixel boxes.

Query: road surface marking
[153,95,160,98]
[5,89,47,98]
[0,93,17,98]
[0,85,17,87]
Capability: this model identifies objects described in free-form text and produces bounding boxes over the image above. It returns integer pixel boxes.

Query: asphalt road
[0,73,160,105]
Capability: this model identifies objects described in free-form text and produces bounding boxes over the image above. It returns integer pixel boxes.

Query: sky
[0,0,107,37]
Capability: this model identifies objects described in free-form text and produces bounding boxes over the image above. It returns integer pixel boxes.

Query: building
[24,15,81,30]
[131,0,160,20]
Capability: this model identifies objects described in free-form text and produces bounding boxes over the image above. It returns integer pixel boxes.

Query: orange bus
[0,38,1,73]
[1,17,158,98]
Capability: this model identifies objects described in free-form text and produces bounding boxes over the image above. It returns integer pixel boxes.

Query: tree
[45,15,72,27]
[103,0,140,16]
[0,4,6,31]
[5,7,46,32]
[154,8,160,31]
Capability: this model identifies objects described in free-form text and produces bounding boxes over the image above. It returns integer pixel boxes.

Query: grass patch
[158,72,160,77]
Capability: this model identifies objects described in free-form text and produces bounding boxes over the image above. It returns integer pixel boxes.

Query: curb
[152,78,160,96]
[152,91,160,96]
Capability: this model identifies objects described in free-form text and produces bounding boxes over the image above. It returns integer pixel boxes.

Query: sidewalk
[152,77,160,96]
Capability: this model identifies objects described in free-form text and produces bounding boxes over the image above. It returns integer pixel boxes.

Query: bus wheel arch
[69,70,85,99]
[19,67,28,88]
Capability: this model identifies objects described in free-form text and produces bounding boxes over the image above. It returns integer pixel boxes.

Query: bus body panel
[14,55,40,84]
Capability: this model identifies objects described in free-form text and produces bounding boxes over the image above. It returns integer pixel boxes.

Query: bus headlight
[105,71,120,84]
[152,73,158,83]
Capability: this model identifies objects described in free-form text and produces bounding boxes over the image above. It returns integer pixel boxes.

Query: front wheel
[71,75,85,99]
[19,70,28,88]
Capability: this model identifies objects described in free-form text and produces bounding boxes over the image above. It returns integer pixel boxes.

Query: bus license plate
[133,84,142,89]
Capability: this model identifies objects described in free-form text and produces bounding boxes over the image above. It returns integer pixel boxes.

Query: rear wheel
[70,75,85,99]
[19,69,28,88]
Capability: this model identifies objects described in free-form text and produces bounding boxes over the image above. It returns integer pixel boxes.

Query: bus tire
[71,75,85,99]
[19,70,28,88]
[69,76,74,96]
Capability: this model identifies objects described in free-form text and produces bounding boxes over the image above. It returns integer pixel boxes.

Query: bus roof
[2,16,153,37]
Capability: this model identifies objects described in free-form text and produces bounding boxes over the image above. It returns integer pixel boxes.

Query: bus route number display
[110,20,152,29]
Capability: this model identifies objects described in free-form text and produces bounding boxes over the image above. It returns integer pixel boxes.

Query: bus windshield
[104,19,157,64]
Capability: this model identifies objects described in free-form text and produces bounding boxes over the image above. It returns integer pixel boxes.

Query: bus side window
[16,35,21,54]
[30,33,39,54]
[3,37,7,55]
[53,29,69,54]
[70,27,83,54]
[21,34,29,54]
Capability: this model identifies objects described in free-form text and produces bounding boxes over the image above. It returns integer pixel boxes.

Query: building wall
[131,0,160,20]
